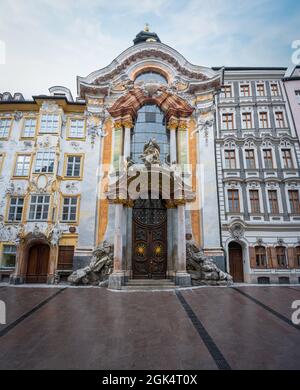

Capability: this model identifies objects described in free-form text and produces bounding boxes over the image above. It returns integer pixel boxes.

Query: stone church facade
[0,28,299,287]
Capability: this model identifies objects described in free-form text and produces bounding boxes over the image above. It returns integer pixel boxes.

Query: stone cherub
[140,139,161,168]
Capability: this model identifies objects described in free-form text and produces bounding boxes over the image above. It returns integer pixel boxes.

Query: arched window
[276,246,287,268]
[135,71,167,85]
[131,104,169,164]
[255,246,267,267]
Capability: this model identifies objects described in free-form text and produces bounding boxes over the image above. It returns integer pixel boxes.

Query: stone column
[168,117,178,165]
[175,203,191,286]
[122,117,133,160]
[108,202,125,289]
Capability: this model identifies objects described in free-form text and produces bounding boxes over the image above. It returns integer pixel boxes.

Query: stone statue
[68,241,114,286]
[140,139,161,168]
[186,243,233,286]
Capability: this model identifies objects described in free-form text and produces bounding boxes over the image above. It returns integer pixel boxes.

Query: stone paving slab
[0,286,299,370]
[0,288,217,370]
[181,287,300,370]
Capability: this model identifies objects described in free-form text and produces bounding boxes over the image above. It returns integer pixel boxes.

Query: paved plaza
[0,285,300,370]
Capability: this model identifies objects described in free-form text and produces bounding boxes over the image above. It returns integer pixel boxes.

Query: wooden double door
[229,242,244,283]
[26,244,50,284]
[132,199,167,279]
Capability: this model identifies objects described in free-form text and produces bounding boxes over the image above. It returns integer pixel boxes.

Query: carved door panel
[132,199,167,279]
[26,244,50,284]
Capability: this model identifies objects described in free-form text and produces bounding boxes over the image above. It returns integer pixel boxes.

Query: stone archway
[11,233,57,285]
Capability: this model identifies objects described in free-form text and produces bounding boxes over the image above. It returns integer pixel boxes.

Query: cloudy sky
[0,0,299,99]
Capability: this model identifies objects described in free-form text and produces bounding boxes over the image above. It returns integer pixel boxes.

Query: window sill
[11,176,29,180]
[62,177,83,181]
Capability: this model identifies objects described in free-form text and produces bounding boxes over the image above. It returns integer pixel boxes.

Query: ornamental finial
[144,23,150,32]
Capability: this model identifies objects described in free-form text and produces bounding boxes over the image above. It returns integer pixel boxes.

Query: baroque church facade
[0,28,300,288]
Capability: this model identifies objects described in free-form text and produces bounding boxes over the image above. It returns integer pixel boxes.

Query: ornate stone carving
[70,141,83,152]
[229,222,245,240]
[167,117,178,130]
[186,243,233,286]
[14,111,23,121]
[108,87,194,121]
[5,182,25,197]
[68,241,114,286]
[48,223,64,246]
[122,116,134,129]
[41,101,60,112]
[65,182,79,194]
[140,139,161,167]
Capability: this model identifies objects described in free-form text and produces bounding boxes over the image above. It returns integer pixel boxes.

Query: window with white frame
[29,195,50,221]
[0,118,12,138]
[69,119,85,138]
[62,197,78,222]
[288,190,300,214]
[268,190,279,214]
[275,111,285,128]
[8,197,24,222]
[34,151,55,173]
[259,112,269,128]
[242,112,253,129]
[245,149,256,169]
[224,150,236,169]
[14,155,31,177]
[240,84,251,97]
[270,83,280,96]
[281,149,294,169]
[40,114,60,133]
[256,83,265,97]
[1,245,16,269]
[66,156,82,177]
[228,189,240,212]
[221,85,233,98]
[222,113,234,130]
[263,149,274,169]
[22,118,37,138]
[249,189,260,213]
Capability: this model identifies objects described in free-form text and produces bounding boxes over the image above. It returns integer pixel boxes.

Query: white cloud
[0,0,298,98]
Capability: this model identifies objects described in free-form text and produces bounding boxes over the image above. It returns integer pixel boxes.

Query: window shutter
[249,246,256,268]
[287,247,296,268]
[267,247,275,268]
[270,247,279,268]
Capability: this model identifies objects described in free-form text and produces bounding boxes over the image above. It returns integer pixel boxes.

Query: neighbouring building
[0,27,299,287]
[283,66,300,141]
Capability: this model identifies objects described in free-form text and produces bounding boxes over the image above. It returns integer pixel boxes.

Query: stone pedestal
[175,204,191,286]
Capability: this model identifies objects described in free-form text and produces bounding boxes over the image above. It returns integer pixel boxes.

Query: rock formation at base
[68,241,114,286]
[186,243,233,286]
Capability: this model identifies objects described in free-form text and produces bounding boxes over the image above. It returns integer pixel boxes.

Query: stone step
[122,285,176,291]
[126,279,175,286]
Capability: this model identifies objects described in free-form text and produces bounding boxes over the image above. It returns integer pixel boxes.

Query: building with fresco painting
[0,27,300,287]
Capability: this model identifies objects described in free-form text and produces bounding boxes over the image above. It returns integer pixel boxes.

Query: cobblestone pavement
[0,285,300,370]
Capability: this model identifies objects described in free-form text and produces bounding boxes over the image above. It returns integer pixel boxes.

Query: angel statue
[140,139,161,168]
